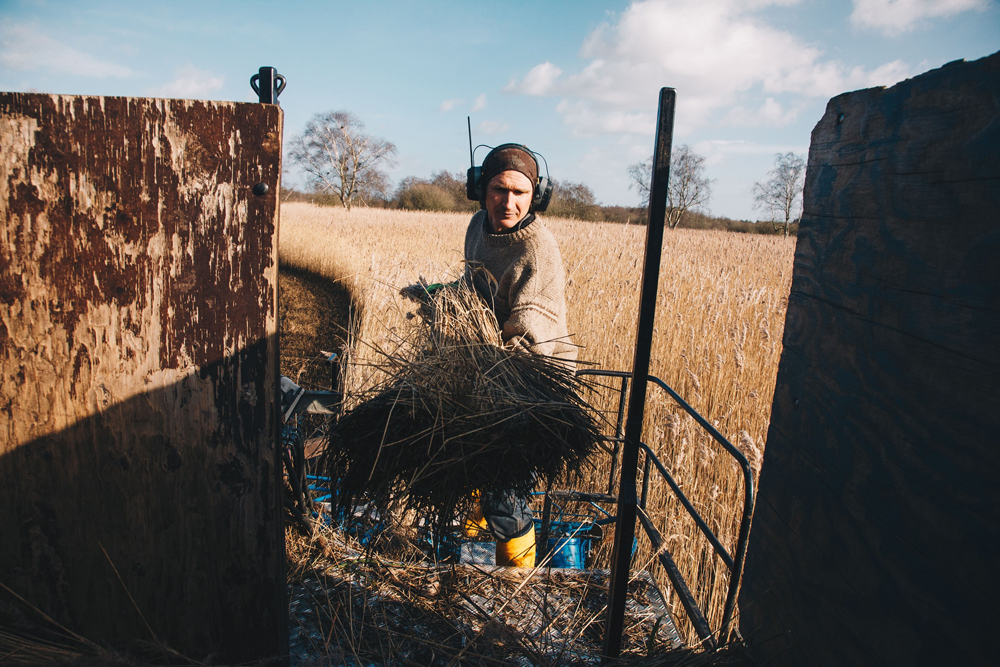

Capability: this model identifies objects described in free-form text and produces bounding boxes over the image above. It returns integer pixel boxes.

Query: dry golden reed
[326,280,603,540]
[279,202,795,644]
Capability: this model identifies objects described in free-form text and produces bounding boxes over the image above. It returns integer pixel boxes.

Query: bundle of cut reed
[325,279,603,537]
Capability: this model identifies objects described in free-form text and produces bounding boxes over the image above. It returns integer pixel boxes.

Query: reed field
[279,202,796,645]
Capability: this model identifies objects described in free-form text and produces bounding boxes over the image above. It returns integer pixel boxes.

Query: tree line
[288,109,803,236]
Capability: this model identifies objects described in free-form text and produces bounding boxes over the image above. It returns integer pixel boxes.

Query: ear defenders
[466,143,554,213]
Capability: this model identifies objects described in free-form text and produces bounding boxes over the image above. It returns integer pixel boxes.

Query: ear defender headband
[466,142,554,213]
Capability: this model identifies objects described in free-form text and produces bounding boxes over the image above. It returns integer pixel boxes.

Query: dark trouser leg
[482,491,536,567]
[481,490,533,541]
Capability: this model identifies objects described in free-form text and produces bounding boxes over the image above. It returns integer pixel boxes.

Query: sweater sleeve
[500,242,574,361]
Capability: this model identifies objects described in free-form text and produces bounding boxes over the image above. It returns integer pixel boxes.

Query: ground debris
[286,528,723,667]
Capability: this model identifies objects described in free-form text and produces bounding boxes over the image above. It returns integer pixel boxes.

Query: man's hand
[400,276,432,302]
[400,277,458,303]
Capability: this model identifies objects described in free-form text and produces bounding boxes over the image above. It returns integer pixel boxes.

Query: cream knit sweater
[464,210,576,363]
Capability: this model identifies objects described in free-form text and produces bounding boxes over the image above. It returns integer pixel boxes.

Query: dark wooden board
[0,93,285,663]
[740,52,1000,666]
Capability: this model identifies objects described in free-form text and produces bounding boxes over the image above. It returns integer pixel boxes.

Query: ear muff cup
[536,178,553,213]
[466,166,482,201]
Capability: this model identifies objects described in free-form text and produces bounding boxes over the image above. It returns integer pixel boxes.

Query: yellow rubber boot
[496,530,536,568]
[463,492,489,538]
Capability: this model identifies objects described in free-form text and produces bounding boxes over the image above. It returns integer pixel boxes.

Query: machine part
[282,425,313,535]
[250,66,286,104]
[604,87,676,661]
[572,368,754,651]
[280,374,341,420]
[291,390,341,416]
[280,375,305,422]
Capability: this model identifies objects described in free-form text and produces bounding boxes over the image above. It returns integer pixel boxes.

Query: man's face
[485,170,534,232]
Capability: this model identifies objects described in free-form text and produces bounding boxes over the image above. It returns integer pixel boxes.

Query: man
[463,143,576,567]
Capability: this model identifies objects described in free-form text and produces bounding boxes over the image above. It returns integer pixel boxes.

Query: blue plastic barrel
[547,536,586,568]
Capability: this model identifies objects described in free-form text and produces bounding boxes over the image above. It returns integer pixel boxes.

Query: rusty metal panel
[0,93,285,663]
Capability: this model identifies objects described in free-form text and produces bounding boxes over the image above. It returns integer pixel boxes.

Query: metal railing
[574,368,756,647]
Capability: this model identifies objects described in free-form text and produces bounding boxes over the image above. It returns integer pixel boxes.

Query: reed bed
[279,203,795,645]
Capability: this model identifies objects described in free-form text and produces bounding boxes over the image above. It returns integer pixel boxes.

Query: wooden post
[739,52,1000,665]
[0,93,286,663]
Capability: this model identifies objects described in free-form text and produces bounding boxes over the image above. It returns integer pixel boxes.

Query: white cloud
[721,97,802,128]
[471,93,487,112]
[439,98,463,112]
[855,59,912,87]
[505,61,562,95]
[505,0,913,136]
[149,65,224,99]
[0,24,132,78]
[477,120,510,135]
[555,99,655,136]
[692,138,808,166]
[851,0,987,36]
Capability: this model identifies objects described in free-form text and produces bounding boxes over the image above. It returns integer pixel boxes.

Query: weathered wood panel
[739,52,1000,665]
[0,93,285,663]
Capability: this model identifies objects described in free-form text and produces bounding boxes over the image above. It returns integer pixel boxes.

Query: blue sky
[2,0,997,219]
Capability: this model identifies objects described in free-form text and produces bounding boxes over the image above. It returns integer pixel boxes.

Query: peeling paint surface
[0,93,285,663]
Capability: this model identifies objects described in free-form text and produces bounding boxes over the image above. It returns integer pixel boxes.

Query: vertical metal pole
[607,375,629,495]
[539,492,553,562]
[640,453,652,509]
[602,87,675,661]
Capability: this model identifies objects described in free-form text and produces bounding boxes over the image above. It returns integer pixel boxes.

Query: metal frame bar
[538,492,554,557]
[638,442,734,571]
[574,369,631,495]
[575,368,756,651]
[643,376,756,644]
[548,490,617,504]
[637,507,715,643]
[606,372,630,495]
[603,86,676,662]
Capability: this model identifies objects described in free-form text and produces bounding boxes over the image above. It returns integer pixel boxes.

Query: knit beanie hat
[481,145,538,190]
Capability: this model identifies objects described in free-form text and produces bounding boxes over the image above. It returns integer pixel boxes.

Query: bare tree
[546,179,601,221]
[627,158,652,208]
[752,152,805,237]
[288,110,397,210]
[627,144,713,229]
